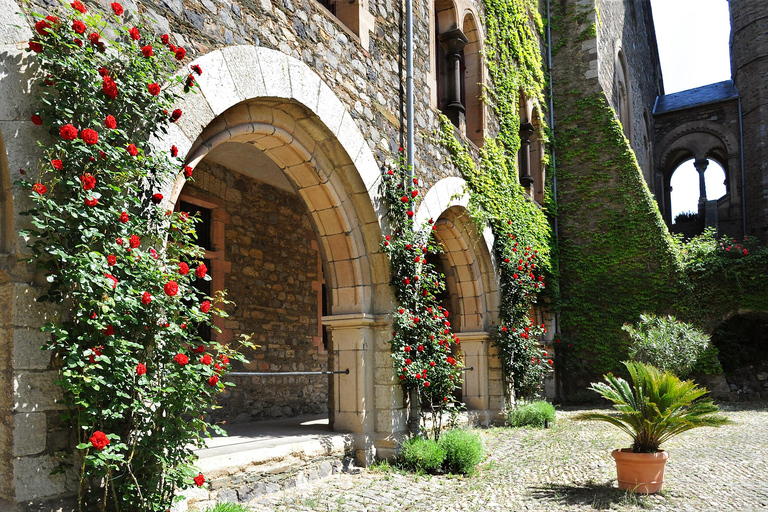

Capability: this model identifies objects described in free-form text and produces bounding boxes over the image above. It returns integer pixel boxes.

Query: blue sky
[650,0,732,220]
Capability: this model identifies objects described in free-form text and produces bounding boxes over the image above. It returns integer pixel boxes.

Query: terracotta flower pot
[611,448,669,494]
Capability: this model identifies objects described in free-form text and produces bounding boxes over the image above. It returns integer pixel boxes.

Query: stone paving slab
[244,403,768,511]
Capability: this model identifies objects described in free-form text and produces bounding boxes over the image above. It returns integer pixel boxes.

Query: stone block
[13,371,64,413]
[288,56,321,112]
[0,0,31,44]
[0,47,35,122]
[258,48,292,99]
[315,81,346,134]
[13,412,46,456]
[13,453,77,502]
[13,328,51,370]
[194,51,242,116]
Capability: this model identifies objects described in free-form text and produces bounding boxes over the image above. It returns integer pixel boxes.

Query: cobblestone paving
[243,404,768,511]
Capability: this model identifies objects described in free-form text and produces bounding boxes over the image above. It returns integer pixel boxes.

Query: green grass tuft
[506,400,556,428]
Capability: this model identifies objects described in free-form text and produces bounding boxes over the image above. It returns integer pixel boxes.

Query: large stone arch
[147,46,401,461]
[415,177,504,422]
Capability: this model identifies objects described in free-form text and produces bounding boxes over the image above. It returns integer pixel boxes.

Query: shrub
[674,211,698,224]
[438,429,484,475]
[399,436,446,474]
[622,313,711,377]
[205,504,250,512]
[506,400,555,428]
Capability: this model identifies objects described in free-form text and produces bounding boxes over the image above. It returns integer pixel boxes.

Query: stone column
[694,158,709,204]
[439,28,468,128]
[323,313,394,465]
[519,122,535,196]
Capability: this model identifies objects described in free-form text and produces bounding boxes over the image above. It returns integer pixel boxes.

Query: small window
[179,200,213,251]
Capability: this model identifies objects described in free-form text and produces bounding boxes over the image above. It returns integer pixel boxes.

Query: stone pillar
[324,313,396,465]
[519,122,536,196]
[694,158,709,204]
[439,28,468,129]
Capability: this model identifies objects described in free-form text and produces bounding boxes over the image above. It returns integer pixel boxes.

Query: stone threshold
[176,415,355,511]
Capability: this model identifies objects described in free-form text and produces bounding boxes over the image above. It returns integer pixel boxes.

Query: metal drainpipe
[738,94,747,237]
[545,0,561,337]
[405,0,420,436]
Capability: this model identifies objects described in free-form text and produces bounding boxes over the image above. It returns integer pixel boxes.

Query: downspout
[738,94,746,237]
[405,0,420,436]
[546,0,558,241]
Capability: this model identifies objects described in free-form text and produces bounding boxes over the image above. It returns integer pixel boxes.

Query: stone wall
[186,160,329,423]
[729,0,768,239]
[595,0,662,186]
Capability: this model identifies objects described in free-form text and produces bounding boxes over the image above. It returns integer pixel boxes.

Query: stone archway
[148,46,401,462]
[415,177,503,422]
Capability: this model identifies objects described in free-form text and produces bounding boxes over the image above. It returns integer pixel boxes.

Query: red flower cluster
[31,114,43,125]
[164,281,179,296]
[129,234,140,248]
[81,128,98,145]
[141,291,152,304]
[103,76,118,99]
[183,165,193,178]
[196,263,208,278]
[174,353,189,366]
[193,474,205,487]
[136,363,146,376]
[148,83,160,96]
[127,144,138,156]
[151,193,163,204]
[105,115,117,129]
[111,2,124,15]
[60,124,78,140]
[170,109,182,122]
[141,45,153,58]
[200,300,211,313]
[119,211,129,223]
[71,0,87,13]
[129,27,140,41]
[179,262,189,275]
[72,19,85,34]
[32,183,47,195]
[81,174,96,190]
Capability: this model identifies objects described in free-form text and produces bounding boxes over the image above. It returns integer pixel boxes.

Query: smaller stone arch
[462,11,485,147]
[614,47,632,140]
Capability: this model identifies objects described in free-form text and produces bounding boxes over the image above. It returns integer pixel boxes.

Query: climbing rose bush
[380,154,464,437]
[20,4,252,510]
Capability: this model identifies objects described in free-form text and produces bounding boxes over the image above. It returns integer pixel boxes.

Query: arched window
[435,0,464,128]
[615,49,632,140]
[669,158,726,234]
[463,12,484,146]
[642,111,653,185]
[518,93,546,204]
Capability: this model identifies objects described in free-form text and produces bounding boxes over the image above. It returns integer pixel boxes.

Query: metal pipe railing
[227,369,349,377]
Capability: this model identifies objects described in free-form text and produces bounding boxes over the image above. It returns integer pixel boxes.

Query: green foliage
[438,429,485,475]
[577,362,730,453]
[506,400,555,428]
[380,154,464,438]
[674,211,698,224]
[437,0,554,402]
[398,436,446,474]
[20,5,254,510]
[204,504,251,512]
[623,314,711,378]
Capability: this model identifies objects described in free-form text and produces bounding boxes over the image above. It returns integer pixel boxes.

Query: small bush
[205,503,251,512]
[438,429,484,475]
[506,400,556,428]
[623,313,711,377]
[399,436,446,474]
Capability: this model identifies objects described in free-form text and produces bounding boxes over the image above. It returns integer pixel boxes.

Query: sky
[649,0,731,221]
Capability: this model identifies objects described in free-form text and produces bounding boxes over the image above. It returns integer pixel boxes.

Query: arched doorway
[711,313,768,399]
[669,157,726,237]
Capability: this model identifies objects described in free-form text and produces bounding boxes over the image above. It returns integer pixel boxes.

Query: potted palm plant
[577,361,730,493]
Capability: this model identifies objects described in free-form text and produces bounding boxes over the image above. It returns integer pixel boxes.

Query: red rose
[129,234,140,248]
[151,193,163,204]
[193,474,205,487]
[89,431,109,450]
[102,325,114,336]
[185,74,195,87]
[28,41,43,53]
[80,173,95,190]
[219,355,229,365]
[31,115,43,125]
[72,19,86,34]
[141,291,152,305]
[107,254,116,266]
[129,27,140,40]
[183,165,193,178]
[116,237,123,245]
[71,1,87,13]
[111,2,124,15]
[200,300,211,313]
[195,263,207,279]
[194,345,206,354]
[127,144,138,156]
[35,20,51,36]
[164,281,179,296]
[168,44,176,52]
[161,34,170,44]
[178,262,189,275]
[201,354,212,365]
[191,64,202,75]
[174,46,186,60]
[60,124,78,140]
[102,76,118,99]
[105,115,117,129]
[406,210,414,217]
[171,145,178,157]
[84,197,98,207]
[88,32,100,44]
[147,83,160,96]
[170,109,182,122]
[50,159,63,170]
[73,37,83,47]
[119,211,129,223]
[208,375,219,386]
[81,128,98,145]
[105,273,118,289]
[32,183,47,195]
[141,45,153,57]
[174,353,189,366]
[136,363,146,376]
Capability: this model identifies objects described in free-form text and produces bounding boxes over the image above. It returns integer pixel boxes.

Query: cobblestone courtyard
[247,404,768,511]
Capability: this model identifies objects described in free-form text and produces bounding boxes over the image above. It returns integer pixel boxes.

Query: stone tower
[730,0,768,238]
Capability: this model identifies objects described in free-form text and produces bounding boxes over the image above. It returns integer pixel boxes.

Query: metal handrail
[227,369,350,377]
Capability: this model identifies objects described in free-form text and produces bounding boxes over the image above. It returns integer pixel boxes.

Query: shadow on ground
[529,481,660,510]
